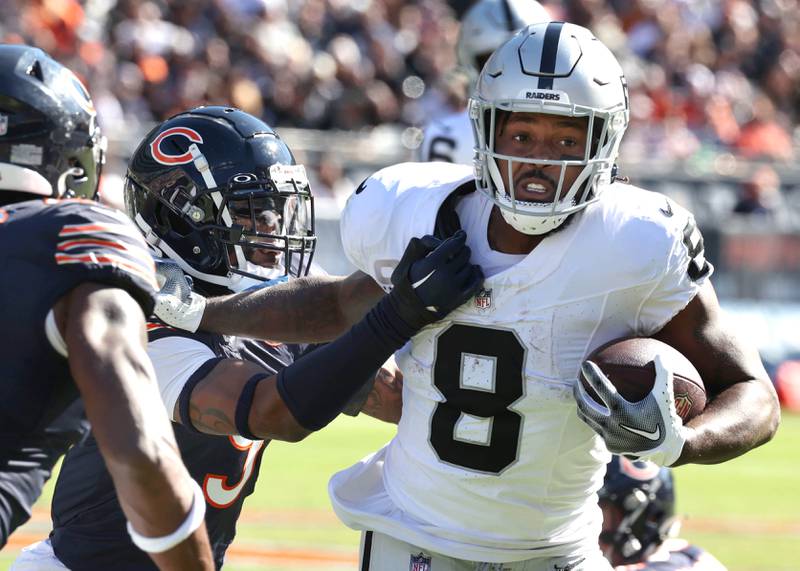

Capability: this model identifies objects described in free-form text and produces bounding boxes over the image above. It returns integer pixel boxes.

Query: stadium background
[1,0,798,569]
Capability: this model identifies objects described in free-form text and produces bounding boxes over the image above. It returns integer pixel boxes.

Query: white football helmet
[456,0,550,77]
[470,22,630,235]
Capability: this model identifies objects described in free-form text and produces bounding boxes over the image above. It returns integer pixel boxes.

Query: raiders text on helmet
[0,44,106,204]
[124,106,316,296]
[470,22,630,235]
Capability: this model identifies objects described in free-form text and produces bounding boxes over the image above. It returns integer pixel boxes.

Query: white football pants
[359,531,614,571]
[10,539,71,570]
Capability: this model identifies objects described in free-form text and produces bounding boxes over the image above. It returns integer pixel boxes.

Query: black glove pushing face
[388,230,484,330]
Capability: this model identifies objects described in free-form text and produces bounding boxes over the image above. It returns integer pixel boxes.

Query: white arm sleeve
[147,336,217,419]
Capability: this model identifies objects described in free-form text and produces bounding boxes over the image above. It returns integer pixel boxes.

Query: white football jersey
[331,162,711,562]
[418,110,475,165]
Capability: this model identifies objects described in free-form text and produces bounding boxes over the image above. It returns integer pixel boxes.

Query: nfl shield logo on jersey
[474,288,492,310]
[409,553,431,571]
[0,113,8,136]
[674,393,693,419]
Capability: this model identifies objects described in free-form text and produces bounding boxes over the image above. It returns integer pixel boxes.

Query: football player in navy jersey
[12,106,480,570]
[600,457,727,571]
[0,45,214,569]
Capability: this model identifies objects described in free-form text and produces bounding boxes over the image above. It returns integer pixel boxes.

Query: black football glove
[388,230,484,330]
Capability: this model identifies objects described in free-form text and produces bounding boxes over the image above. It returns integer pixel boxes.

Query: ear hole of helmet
[159,203,193,237]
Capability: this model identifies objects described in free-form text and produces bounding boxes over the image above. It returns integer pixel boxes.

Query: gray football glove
[573,354,688,467]
[153,259,207,332]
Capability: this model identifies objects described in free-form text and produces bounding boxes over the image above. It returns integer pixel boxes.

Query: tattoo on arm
[189,403,235,435]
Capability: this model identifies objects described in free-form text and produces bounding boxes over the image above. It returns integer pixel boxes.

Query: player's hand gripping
[153,259,207,332]
[573,354,689,466]
[388,230,484,330]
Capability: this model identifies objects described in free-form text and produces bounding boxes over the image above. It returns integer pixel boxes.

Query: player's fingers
[446,243,472,270]
[418,234,443,251]
[580,361,620,406]
[431,229,466,261]
[575,403,605,433]
[573,378,611,417]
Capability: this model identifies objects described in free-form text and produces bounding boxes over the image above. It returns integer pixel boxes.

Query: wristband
[126,479,206,554]
[235,373,268,440]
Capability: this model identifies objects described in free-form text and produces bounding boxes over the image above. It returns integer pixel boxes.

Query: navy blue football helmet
[0,44,105,204]
[124,106,315,296]
[598,456,677,565]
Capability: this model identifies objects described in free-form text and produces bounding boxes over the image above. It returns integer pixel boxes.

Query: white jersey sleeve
[417,110,475,166]
[594,186,713,336]
[147,336,217,418]
[636,198,713,334]
[340,162,473,289]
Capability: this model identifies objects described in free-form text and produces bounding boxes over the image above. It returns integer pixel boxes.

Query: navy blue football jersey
[0,198,157,436]
[0,399,88,546]
[0,199,155,545]
[50,325,299,571]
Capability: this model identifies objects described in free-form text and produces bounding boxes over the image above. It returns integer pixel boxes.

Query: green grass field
[2,413,798,570]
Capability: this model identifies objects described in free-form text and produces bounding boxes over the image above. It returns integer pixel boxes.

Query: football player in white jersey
[152,22,779,571]
[418,0,551,166]
[324,22,778,570]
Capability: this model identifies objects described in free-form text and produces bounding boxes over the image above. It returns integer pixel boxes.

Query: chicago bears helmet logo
[619,456,661,481]
[150,127,204,165]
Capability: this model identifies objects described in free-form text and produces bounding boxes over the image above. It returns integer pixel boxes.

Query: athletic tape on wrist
[235,373,269,440]
[126,479,206,554]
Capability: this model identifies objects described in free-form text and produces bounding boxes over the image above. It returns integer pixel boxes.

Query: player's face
[493,112,588,204]
[231,209,283,270]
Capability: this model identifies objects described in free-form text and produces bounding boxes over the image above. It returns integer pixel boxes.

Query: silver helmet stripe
[537,21,564,90]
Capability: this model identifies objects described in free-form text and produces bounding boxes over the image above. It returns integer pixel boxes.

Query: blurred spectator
[310,153,357,211]
[0,0,796,165]
[774,360,800,412]
[733,164,783,216]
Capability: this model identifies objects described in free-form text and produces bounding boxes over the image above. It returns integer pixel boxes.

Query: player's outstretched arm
[60,283,214,571]
[154,258,383,341]
[652,280,780,466]
[178,232,482,441]
[203,271,384,342]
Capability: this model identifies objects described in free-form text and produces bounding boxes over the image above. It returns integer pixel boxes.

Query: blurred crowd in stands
[1,0,798,164]
[2,1,800,379]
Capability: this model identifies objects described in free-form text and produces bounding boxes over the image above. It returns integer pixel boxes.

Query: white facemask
[227,261,287,293]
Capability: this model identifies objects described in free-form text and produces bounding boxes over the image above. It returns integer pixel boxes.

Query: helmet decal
[536,21,565,90]
[150,127,205,165]
[618,457,662,481]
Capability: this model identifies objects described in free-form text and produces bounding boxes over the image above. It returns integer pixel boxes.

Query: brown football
[580,337,706,422]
